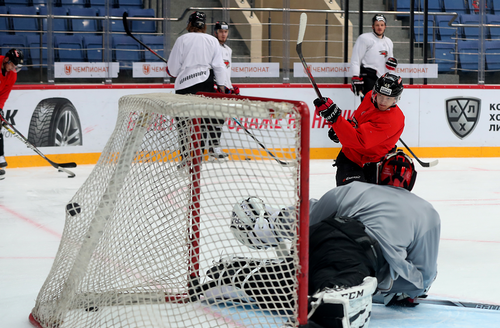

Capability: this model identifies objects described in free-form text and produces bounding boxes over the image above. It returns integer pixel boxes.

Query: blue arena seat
[486,14,500,39]
[9,6,39,35]
[112,34,142,69]
[460,14,481,39]
[26,34,47,68]
[88,0,106,11]
[140,35,164,62]
[83,35,104,62]
[39,7,69,33]
[434,42,456,72]
[100,8,128,32]
[59,0,86,8]
[127,8,155,33]
[493,0,500,13]
[3,0,30,7]
[32,0,47,11]
[436,15,459,41]
[116,0,144,10]
[485,40,500,70]
[0,7,12,37]
[428,0,444,12]
[54,34,85,62]
[68,8,99,34]
[414,15,436,43]
[442,0,468,14]
[458,40,479,71]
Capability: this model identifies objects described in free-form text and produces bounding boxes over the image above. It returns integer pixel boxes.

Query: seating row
[0,34,164,69]
[434,40,500,72]
[0,0,143,10]
[393,0,500,15]
[412,13,500,43]
[0,6,155,34]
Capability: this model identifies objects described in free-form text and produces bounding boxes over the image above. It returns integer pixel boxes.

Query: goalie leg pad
[309,276,377,328]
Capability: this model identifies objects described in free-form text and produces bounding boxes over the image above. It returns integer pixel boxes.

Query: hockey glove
[313,97,341,124]
[351,76,364,96]
[383,293,418,307]
[328,127,339,143]
[385,57,398,71]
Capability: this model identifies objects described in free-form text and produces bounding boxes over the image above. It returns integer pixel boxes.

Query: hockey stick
[398,138,439,168]
[231,118,292,167]
[0,118,76,178]
[297,13,322,99]
[122,12,168,64]
[297,13,438,169]
[374,297,500,312]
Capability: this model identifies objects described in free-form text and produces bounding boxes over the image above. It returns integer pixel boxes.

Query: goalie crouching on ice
[205,152,440,328]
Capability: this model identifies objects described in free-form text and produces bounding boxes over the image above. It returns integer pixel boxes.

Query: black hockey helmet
[188,11,206,29]
[5,48,24,70]
[372,73,404,105]
[214,21,229,31]
[376,150,417,191]
[372,14,387,25]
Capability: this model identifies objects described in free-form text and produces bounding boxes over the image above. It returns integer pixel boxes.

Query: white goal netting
[30,93,310,328]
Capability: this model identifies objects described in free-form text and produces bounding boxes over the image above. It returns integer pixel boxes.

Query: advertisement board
[3,84,500,167]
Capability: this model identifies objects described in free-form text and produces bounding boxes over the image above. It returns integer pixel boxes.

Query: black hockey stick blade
[1,121,76,177]
[231,118,292,167]
[123,12,168,64]
[398,138,438,168]
[296,13,323,99]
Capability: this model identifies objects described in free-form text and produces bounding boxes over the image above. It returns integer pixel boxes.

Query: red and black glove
[231,86,240,95]
[386,57,398,71]
[351,76,364,96]
[328,127,339,143]
[313,97,341,123]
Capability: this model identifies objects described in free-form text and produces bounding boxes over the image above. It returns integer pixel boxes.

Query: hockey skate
[0,168,5,180]
[208,147,228,160]
[308,276,377,328]
[0,155,7,168]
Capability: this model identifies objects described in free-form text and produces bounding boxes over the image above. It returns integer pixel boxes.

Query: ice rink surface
[1,157,500,327]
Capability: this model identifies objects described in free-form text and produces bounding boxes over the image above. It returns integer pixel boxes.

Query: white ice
[1,158,500,327]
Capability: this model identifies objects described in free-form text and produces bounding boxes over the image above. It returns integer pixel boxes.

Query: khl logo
[446,97,480,139]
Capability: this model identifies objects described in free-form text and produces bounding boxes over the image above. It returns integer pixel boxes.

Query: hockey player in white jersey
[207,151,440,328]
[214,21,240,95]
[350,14,398,98]
[167,11,229,163]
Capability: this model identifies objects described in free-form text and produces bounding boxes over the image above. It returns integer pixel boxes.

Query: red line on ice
[0,205,61,238]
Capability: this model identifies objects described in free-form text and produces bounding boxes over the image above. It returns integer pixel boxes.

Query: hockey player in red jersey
[350,14,398,98]
[0,49,24,180]
[314,73,405,186]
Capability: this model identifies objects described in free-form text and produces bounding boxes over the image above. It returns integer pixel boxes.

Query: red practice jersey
[0,55,18,109]
[332,90,405,167]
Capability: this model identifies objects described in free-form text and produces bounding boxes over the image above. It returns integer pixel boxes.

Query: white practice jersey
[309,182,440,298]
[167,32,227,91]
[351,32,394,77]
[219,43,233,89]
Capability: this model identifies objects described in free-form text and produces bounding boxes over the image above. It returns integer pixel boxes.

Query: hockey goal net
[29,92,310,328]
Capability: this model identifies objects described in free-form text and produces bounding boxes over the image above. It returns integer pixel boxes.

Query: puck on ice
[66,202,81,216]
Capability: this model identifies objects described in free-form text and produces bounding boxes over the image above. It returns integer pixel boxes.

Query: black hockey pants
[175,70,225,158]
